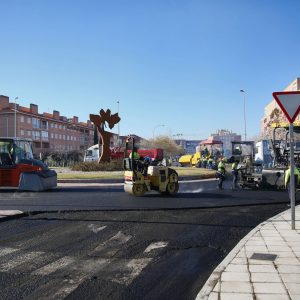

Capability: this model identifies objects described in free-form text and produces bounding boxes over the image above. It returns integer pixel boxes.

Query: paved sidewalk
[197,205,300,300]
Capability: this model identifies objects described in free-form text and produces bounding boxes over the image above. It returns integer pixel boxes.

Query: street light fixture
[240,90,247,141]
[152,124,165,139]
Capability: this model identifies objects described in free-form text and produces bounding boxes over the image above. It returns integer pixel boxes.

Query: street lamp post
[14,97,18,138]
[240,90,247,141]
[117,100,120,146]
[152,124,165,139]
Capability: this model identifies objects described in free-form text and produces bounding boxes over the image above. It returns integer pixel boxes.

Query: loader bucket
[19,170,57,191]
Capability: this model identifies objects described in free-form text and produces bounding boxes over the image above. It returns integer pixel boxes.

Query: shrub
[71,159,123,171]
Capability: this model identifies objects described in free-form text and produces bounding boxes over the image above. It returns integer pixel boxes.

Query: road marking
[35,258,109,300]
[32,256,75,276]
[110,258,153,286]
[0,251,44,271]
[144,241,168,253]
[90,231,132,257]
[88,224,107,234]
[0,247,19,257]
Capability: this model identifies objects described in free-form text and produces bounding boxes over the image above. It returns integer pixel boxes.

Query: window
[20,116,24,123]
[63,135,65,140]
[32,131,40,140]
[41,120,48,130]
[59,125,62,129]
[51,133,54,139]
[20,129,24,136]
[50,123,54,128]
[27,130,31,137]
[27,117,31,124]
[41,131,49,141]
[32,118,40,128]
[55,133,58,139]
[55,123,58,129]
[59,134,61,139]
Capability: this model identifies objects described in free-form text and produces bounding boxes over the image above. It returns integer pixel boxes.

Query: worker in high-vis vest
[216,158,226,189]
[231,160,239,190]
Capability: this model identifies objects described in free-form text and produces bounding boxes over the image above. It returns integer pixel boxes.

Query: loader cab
[0,138,34,167]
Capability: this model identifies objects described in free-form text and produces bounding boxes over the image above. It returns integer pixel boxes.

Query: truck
[0,137,57,191]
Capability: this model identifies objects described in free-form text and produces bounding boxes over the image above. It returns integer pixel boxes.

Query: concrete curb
[57,176,215,184]
[0,210,26,222]
[195,208,290,300]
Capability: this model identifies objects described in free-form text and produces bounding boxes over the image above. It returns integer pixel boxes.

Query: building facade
[210,129,241,157]
[0,95,94,156]
[261,78,300,136]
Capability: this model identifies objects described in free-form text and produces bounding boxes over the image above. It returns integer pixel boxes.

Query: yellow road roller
[123,135,179,196]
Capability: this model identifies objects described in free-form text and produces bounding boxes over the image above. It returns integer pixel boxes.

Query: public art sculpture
[90,109,121,162]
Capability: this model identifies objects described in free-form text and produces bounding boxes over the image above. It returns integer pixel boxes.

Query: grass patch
[56,166,215,180]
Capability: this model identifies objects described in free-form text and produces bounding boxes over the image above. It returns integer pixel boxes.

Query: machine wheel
[166,182,179,195]
[124,183,146,196]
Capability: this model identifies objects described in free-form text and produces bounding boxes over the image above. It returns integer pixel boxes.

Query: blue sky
[1,0,300,140]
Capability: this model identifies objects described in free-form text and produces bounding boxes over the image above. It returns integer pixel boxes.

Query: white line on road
[0,247,19,257]
[32,256,75,276]
[0,251,44,271]
[144,241,168,253]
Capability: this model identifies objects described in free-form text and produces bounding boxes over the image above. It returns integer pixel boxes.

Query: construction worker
[129,147,140,170]
[231,160,239,190]
[216,158,226,189]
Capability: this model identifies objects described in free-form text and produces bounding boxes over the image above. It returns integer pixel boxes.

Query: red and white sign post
[273,91,300,229]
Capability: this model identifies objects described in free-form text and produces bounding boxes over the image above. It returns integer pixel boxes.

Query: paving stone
[212,282,220,292]
[220,293,253,300]
[221,271,250,282]
[277,265,300,274]
[253,282,286,294]
[220,281,252,293]
[280,273,300,283]
[274,251,295,258]
[249,264,277,273]
[245,246,268,252]
[251,272,281,283]
[230,257,247,265]
[255,294,290,300]
[225,264,248,273]
[275,257,300,265]
[267,246,291,252]
[284,282,300,295]
[249,259,273,265]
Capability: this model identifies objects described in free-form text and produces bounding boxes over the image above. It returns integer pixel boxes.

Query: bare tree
[140,135,185,157]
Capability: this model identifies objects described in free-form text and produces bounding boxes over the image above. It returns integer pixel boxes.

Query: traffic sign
[272,91,300,123]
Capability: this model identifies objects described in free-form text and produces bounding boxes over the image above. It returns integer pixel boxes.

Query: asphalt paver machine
[231,141,263,189]
[123,136,179,196]
[0,137,57,191]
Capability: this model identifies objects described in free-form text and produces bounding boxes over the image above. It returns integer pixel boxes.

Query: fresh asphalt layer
[0,179,297,214]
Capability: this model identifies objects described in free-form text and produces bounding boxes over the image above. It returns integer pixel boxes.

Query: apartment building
[0,95,94,156]
[261,77,300,136]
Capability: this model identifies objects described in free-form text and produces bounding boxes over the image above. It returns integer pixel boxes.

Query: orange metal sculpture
[90,109,121,163]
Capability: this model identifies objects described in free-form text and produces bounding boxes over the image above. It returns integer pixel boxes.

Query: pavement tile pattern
[197,205,300,300]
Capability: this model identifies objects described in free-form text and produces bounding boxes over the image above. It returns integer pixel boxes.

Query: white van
[84,144,101,162]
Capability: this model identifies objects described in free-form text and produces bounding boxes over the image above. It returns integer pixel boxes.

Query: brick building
[0,95,94,156]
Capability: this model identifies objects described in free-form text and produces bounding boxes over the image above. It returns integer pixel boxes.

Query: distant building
[0,95,94,156]
[174,139,202,154]
[209,129,241,157]
[261,77,300,136]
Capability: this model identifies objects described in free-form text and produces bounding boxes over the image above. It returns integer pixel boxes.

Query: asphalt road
[0,203,290,300]
[0,182,297,300]
[0,179,297,212]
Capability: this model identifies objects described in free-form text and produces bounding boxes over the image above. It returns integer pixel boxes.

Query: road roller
[123,135,179,196]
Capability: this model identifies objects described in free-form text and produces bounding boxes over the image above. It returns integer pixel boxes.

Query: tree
[140,135,185,157]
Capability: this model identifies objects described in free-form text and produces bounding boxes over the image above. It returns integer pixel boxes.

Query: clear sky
[1,0,300,140]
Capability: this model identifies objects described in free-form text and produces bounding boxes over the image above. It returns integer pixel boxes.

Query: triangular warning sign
[273,91,300,123]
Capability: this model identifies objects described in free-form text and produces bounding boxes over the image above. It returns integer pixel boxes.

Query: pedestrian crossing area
[0,226,169,299]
